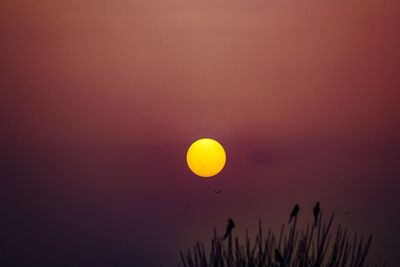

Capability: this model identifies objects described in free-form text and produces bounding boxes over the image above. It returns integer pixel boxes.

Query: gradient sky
[1,0,400,266]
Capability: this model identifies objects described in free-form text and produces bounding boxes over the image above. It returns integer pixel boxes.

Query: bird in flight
[214,190,222,194]
[223,218,235,240]
[289,204,300,223]
[313,202,321,226]
[344,211,350,215]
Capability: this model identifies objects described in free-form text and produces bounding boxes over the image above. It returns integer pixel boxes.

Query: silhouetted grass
[179,212,380,267]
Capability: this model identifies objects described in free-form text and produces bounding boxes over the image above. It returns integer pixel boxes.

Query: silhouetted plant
[179,212,379,267]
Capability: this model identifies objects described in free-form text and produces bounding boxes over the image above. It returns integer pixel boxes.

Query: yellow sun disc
[186,138,226,178]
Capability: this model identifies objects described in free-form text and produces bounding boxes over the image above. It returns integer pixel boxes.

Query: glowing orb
[186,138,226,178]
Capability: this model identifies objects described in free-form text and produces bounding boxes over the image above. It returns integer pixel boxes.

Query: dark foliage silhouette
[274,248,284,266]
[179,205,378,267]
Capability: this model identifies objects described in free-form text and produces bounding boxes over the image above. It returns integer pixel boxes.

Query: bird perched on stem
[289,204,300,223]
[313,202,321,226]
[223,218,235,240]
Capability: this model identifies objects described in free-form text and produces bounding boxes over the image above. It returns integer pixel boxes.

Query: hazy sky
[1,1,400,266]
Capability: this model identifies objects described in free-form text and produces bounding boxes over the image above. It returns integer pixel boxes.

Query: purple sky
[1,0,400,266]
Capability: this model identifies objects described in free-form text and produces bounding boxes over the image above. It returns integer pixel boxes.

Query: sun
[186,138,226,178]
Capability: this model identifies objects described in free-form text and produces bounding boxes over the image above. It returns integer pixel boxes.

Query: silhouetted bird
[313,202,321,225]
[289,204,300,223]
[274,249,284,265]
[344,211,350,215]
[223,218,235,240]
[214,190,222,194]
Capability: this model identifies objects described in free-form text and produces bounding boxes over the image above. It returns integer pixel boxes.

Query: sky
[1,0,400,266]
